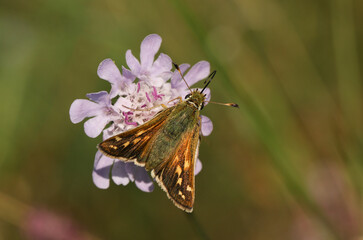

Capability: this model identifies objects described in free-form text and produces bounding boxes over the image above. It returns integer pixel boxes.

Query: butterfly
[97,64,238,212]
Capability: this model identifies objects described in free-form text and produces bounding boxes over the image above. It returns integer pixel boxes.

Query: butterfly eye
[200,102,205,110]
[185,93,191,99]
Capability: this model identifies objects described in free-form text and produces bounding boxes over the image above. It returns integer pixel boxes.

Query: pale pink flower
[69,34,212,192]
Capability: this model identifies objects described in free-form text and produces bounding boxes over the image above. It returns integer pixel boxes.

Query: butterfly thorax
[185,90,206,111]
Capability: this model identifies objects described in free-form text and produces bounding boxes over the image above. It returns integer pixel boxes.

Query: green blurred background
[1,0,362,239]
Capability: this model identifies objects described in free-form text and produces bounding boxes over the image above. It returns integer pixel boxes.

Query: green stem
[185,212,210,240]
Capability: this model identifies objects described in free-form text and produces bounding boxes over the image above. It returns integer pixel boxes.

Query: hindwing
[151,122,200,212]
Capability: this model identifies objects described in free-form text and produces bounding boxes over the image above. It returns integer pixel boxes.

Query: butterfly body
[146,102,200,170]
[98,90,206,212]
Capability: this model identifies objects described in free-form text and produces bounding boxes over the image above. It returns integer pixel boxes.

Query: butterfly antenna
[206,101,239,108]
[201,71,216,94]
[173,62,192,92]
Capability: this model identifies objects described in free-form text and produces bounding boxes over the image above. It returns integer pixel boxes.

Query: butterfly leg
[167,96,183,104]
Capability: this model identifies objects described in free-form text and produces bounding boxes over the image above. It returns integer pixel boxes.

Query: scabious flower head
[69,34,213,192]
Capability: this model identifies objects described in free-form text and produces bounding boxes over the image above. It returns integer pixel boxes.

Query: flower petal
[134,169,154,192]
[185,61,210,86]
[92,151,114,189]
[151,53,172,76]
[122,66,135,83]
[124,162,136,181]
[140,34,162,70]
[126,50,141,74]
[69,99,101,123]
[157,71,173,82]
[112,160,130,186]
[97,59,122,85]
[86,91,110,104]
[124,163,154,192]
[84,115,110,138]
[195,158,202,175]
[201,115,213,136]
[139,75,165,87]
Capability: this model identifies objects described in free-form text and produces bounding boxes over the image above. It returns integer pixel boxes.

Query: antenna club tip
[229,103,239,108]
[172,62,180,70]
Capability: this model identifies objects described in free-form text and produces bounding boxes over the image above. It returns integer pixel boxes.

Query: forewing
[97,107,174,166]
[151,122,200,212]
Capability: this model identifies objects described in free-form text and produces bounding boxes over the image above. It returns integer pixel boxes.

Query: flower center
[117,82,175,128]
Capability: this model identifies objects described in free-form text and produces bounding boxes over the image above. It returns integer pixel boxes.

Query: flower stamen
[145,92,151,102]
[152,86,164,100]
[122,112,138,126]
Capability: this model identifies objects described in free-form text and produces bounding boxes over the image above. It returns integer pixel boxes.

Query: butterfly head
[173,62,239,110]
[184,90,206,110]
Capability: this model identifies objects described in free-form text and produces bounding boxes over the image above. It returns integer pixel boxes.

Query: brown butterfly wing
[151,122,200,212]
[98,107,175,167]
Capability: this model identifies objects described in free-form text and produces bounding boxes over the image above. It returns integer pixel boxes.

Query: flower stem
[185,212,210,240]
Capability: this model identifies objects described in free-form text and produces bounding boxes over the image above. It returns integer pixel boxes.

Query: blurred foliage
[0,0,362,239]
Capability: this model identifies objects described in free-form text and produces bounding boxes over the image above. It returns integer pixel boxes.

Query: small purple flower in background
[23,209,87,240]
[290,162,361,240]
[69,34,213,192]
